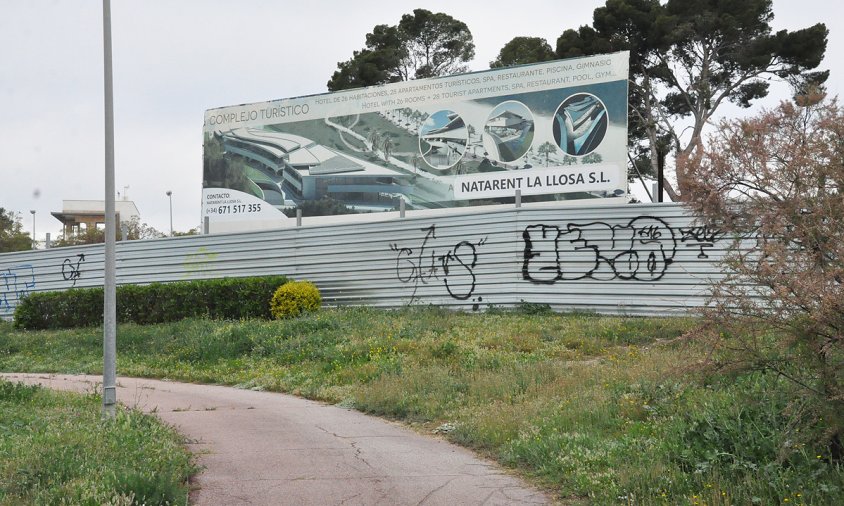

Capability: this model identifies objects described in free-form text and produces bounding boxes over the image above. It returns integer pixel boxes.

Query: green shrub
[517,299,552,315]
[0,381,40,402]
[12,275,288,330]
[13,288,105,330]
[270,280,321,319]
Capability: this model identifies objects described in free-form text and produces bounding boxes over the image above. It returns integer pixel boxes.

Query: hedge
[13,275,289,330]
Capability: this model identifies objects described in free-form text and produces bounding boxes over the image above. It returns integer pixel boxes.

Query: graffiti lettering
[523,216,677,283]
[390,225,487,302]
[679,226,723,259]
[183,247,219,278]
[442,240,481,300]
[1,264,36,310]
[61,253,86,287]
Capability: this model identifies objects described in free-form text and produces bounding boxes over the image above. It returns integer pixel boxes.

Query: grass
[0,378,194,505]
[1,308,842,504]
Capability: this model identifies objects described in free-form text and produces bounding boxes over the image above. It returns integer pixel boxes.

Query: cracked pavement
[0,373,550,505]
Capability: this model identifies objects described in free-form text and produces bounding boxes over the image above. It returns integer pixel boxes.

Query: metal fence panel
[0,203,725,320]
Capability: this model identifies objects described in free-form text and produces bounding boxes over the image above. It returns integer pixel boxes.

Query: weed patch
[0,379,194,504]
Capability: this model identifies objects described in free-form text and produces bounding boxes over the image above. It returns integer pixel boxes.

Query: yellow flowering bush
[269,280,321,319]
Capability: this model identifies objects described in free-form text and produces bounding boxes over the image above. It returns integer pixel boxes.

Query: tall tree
[327,25,405,91]
[328,9,475,91]
[0,208,32,252]
[490,36,556,68]
[497,0,828,199]
[568,0,827,198]
[124,216,166,240]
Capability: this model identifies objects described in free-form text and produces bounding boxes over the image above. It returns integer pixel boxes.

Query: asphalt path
[1,373,550,506]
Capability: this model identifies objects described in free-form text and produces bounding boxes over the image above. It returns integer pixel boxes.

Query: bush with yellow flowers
[269,280,321,319]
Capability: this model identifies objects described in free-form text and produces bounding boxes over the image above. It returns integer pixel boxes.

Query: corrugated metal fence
[0,202,726,320]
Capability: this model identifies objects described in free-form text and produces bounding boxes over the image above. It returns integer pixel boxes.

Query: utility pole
[29,210,36,249]
[166,190,173,236]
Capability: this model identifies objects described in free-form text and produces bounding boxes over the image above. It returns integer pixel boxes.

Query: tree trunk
[673,132,705,200]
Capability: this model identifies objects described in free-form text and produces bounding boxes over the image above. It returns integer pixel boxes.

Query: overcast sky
[1,0,842,241]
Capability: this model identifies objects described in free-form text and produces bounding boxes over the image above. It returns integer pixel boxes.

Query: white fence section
[0,202,724,320]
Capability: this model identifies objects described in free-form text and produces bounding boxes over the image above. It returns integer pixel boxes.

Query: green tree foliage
[328,9,475,91]
[328,26,406,91]
[172,228,199,237]
[125,216,166,240]
[496,0,828,198]
[51,227,104,247]
[569,0,827,198]
[490,36,556,68]
[683,94,843,457]
[51,216,165,247]
[0,208,31,252]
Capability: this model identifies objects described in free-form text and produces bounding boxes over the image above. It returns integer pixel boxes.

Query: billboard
[202,51,629,229]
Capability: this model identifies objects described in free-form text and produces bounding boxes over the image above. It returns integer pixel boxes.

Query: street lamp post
[102,0,117,418]
[29,210,36,249]
[166,190,173,236]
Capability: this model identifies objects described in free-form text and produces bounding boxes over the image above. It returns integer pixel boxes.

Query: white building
[51,199,140,239]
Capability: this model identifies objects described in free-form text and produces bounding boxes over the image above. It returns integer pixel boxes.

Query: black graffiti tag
[441,240,482,300]
[521,224,563,284]
[390,225,487,302]
[61,253,86,287]
[679,225,723,258]
[391,225,439,289]
[522,216,677,283]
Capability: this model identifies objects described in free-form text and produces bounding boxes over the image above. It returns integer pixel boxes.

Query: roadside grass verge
[1,308,841,504]
[0,378,194,505]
